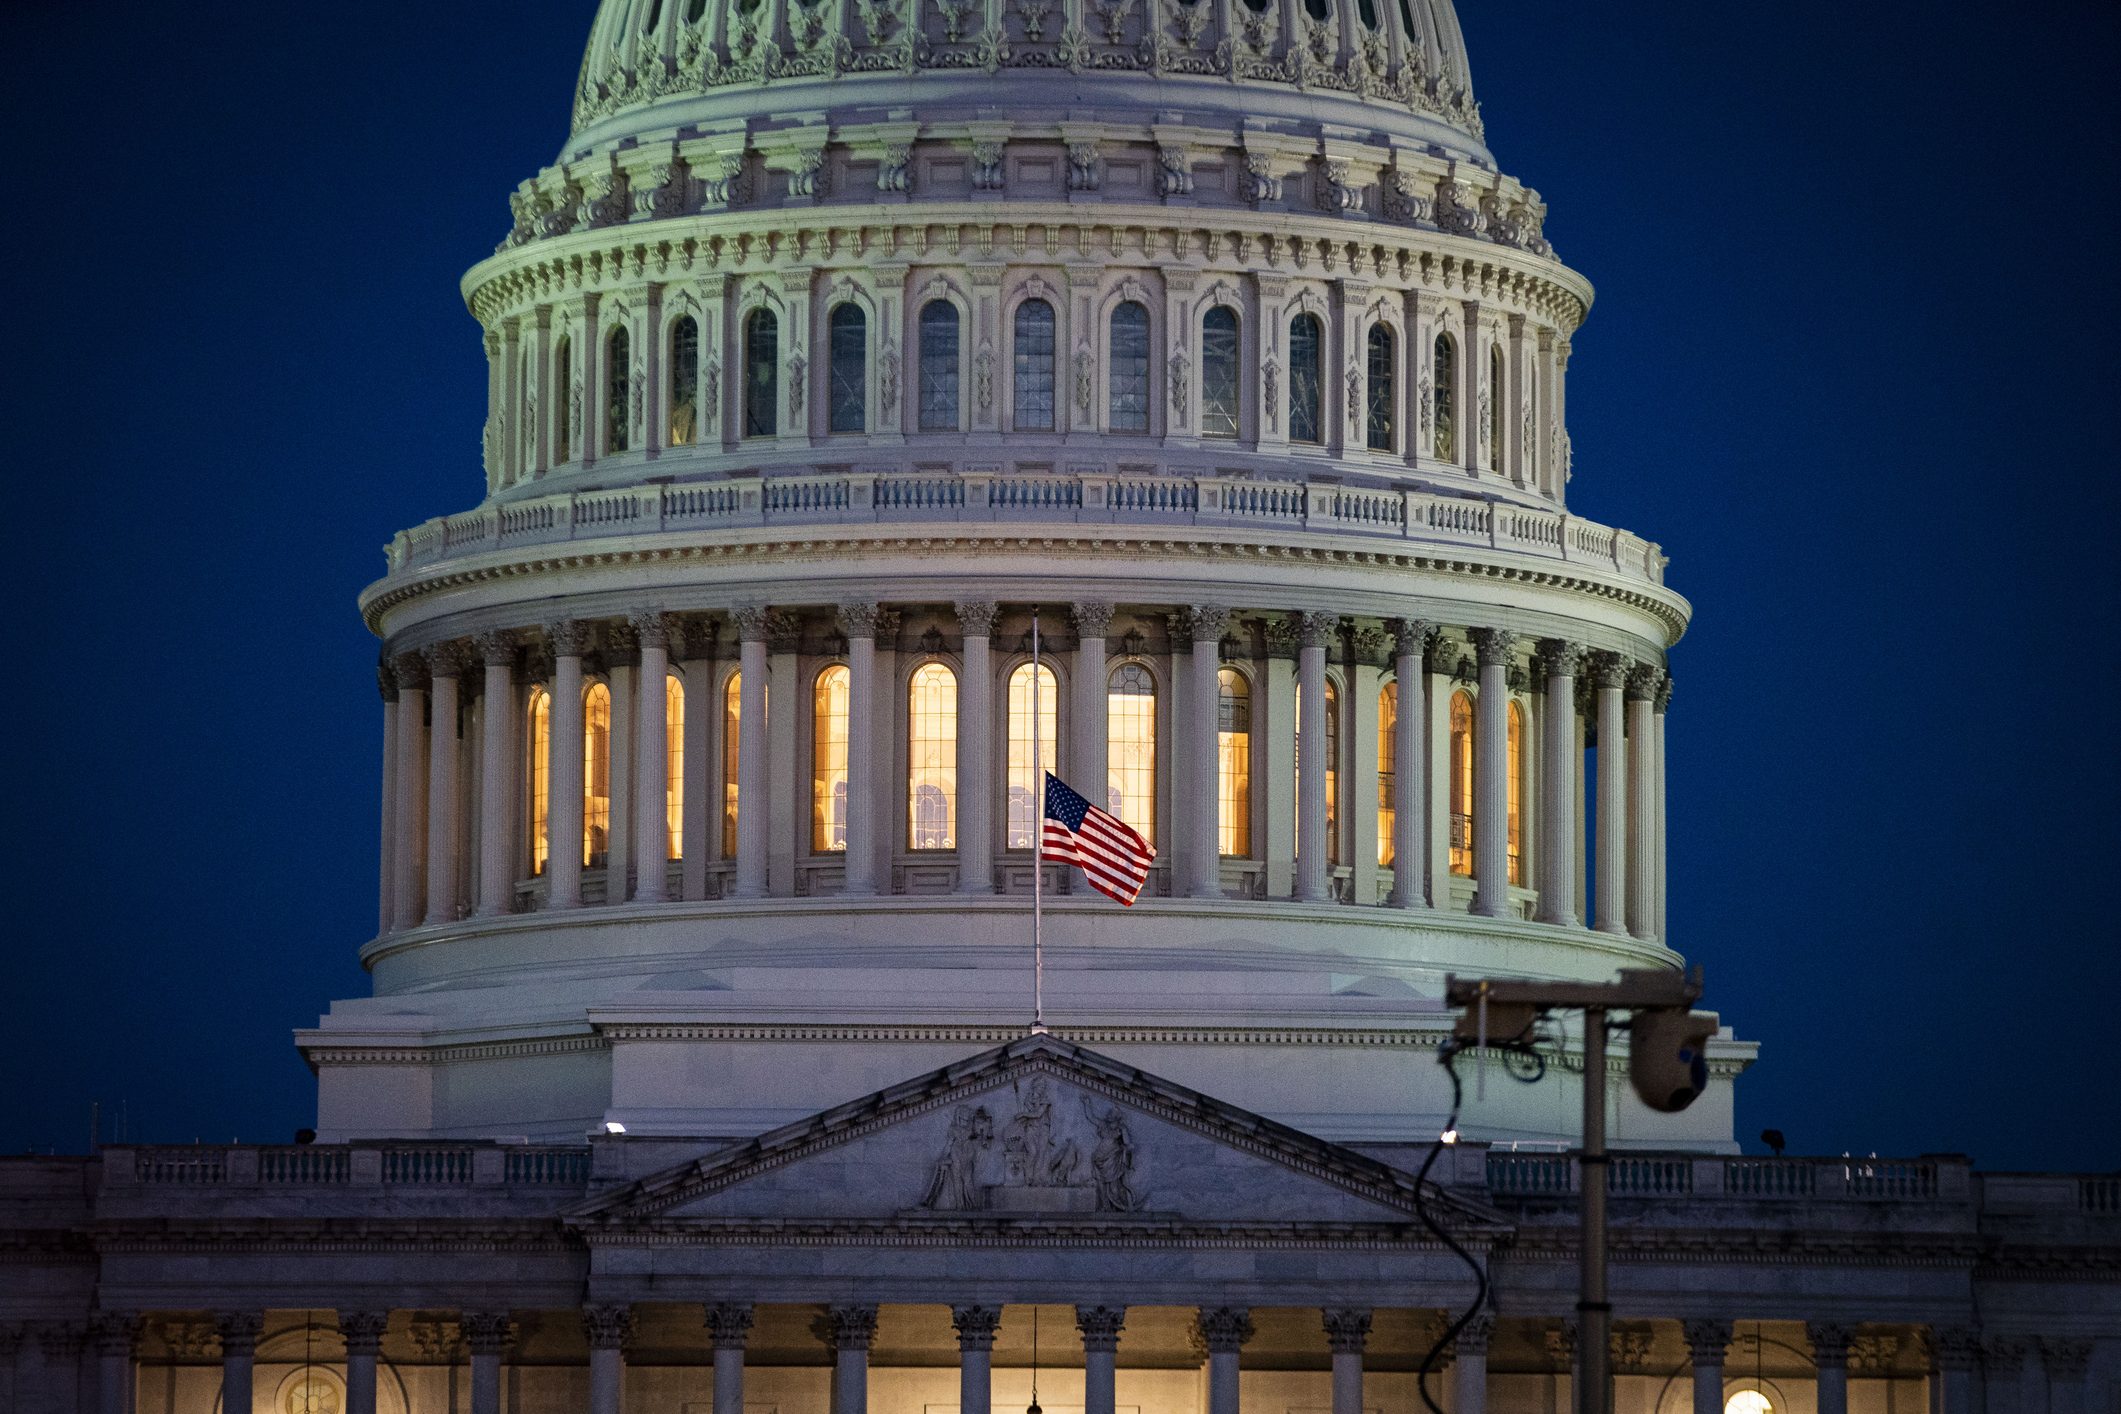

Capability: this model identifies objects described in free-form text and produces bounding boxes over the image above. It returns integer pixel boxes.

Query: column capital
[1625,663,1665,702]
[1470,626,1517,668]
[1320,1308,1371,1355]
[1185,604,1232,643]
[1805,1322,1852,1366]
[1545,1321,1577,1367]
[955,600,1000,637]
[730,604,774,643]
[1978,1335,2027,1376]
[630,610,675,648]
[1681,1318,1731,1365]
[424,639,471,679]
[214,1311,264,1357]
[548,619,595,657]
[393,651,431,691]
[1425,632,1463,676]
[604,619,641,663]
[472,630,518,668]
[1076,1305,1126,1352]
[583,1304,635,1351]
[1192,1306,1254,1356]
[1587,649,1630,689]
[679,615,720,662]
[88,1312,141,1357]
[1073,601,1116,639]
[1923,1326,1980,1374]
[1295,611,1339,649]
[462,1311,515,1356]
[338,1310,390,1356]
[1386,617,1435,658]
[377,658,400,702]
[951,1305,1003,1351]
[704,1302,755,1349]
[825,1303,879,1352]
[1536,638,1586,678]
[2038,1337,2091,1380]
[1656,673,1675,713]
[1453,1312,1495,1357]
[837,601,885,639]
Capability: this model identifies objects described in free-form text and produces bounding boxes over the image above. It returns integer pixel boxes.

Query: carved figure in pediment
[1084,1098,1143,1211]
[1003,1077,1080,1186]
[921,1104,994,1209]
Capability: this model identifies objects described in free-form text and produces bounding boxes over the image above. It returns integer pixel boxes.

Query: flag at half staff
[1041,772,1156,905]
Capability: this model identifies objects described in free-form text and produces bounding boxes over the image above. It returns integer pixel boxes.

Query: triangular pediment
[571,1035,1498,1231]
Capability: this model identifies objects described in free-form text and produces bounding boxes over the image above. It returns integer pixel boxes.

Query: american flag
[1041,772,1156,905]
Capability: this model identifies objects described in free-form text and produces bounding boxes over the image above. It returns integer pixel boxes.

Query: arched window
[722,671,741,857]
[918,300,961,431]
[1488,343,1505,469]
[812,665,850,852]
[527,688,551,877]
[1297,681,1341,864]
[1013,298,1057,431]
[583,682,613,868]
[1507,700,1526,886]
[1356,0,1378,25]
[668,315,699,446]
[1108,300,1150,432]
[828,303,866,434]
[1201,306,1240,438]
[665,676,685,860]
[1302,0,1327,18]
[908,663,959,849]
[1377,680,1397,867]
[553,337,573,463]
[1433,333,1456,461]
[1289,313,1323,444]
[1449,690,1474,876]
[606,326,632,454]
[1366,324,1396,451]
[744,307,778,438]
[1006,663,1059,849]
[1107,663,1157,847]
[1217,667,1251,857]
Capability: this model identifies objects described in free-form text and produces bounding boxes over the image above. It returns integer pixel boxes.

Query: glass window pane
[813,666,850,852]
[1217,667,1251,857]
[908,663,958,849]
[1377,681,1397,867]
[829,304,866,434]
[1108,301,1150,432]
[744,308,778,438]
[1489,345,1505,467]
[666,677,685,860]
[1107,663,1157,847]
[722,672,741,857]
[606,326,631,453]
[1367,325,1395,451]
[554,338,573,462]
[1433,334,1456,461]
[918,300,961,431]
[1201,307,1240,438]
[583,683,612,868]
[527,689,551,877]
[1296,680,1341,864]
[1508,700,1525,885]
[668,316,699,446]
[1289,314,1322,444]
[1449,690,1474,875]
[1007,664,1060,849]
[1014,299,1056,431]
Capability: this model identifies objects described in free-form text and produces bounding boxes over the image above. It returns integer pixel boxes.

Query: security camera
[1627,1008,1715,1113]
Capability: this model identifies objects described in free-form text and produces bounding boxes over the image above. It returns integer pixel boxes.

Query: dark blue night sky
[4,2,2116,1170]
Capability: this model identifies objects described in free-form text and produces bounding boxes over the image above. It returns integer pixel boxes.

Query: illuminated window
[668,315,699,446]
[1013,299,1056,431]
[1433,333,1455,461]
[908,663,959,849]
[918,300,960,431]
[1366,324,1396,451]
[744,307,778,438]
[526,687,551,876]
[1006,663,1059,848]
[1108,300,1150,432]
[1296,680,1341,864]
[1289,313,1322,444]
[1107,663,1157,847]
[1201,306,1240,438]
[722,671,741,857]
[606,325,631,454]
[1507,699,1526,886]
[1726,1395,1773,1414]
[1378,680,1397,867]
[554,337,573,463]
[1217,667,1251,857]
[828,303,866,434]
[1449,690,1474,875]
[583,682,612,868]
[1488,344,1505,469]
[665,676,685,859]
[813,665,850,852]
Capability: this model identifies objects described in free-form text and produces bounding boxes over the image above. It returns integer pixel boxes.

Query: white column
[732,607,771,898]
[706,1303,754,1414]
[1471,628,1515,917]
[424,644,466,924]
[1927,1328,1978,1414]
[475,633,518,917]
[1424,640,1454,908]
[956,601,997,894]
[952,1306,1001,1414]
[767,629,799,898]
[1572,705,1588,921]
[1188,605,1231,898]
[1348,650,1382,906]
[839,603,881,894]
[217,1313,260,1414]
[1536,640,1582,926]
[340,1312,388,1414]
[1077,1306,1126,1414]
[1590,652,1628,935]
[1807,1324,1850,1414]
[1296,612,1334,902]
[828,1305,879,1414]
[1684,1319,1730,1414]
[1654,677,1671,941]
[390,653,430,931]
[1452,1314,1493,1414]
[1196,1307,1253,1414]
[681,627,715,901]
[585,1305,632,1414]
[1387,620,1430,907]
[546,624,590,909]
[1073,603,1113,808]
[1626,664,1662,942]
[633,613,673,901]
[1322,1309,1370,1414]
[465,1312,510,1414]
[91,1314,137,1414]
[377,665,400,935]
[606,630,638,898]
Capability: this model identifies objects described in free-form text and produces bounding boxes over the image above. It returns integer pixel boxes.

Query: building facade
[2,0,2116,1410]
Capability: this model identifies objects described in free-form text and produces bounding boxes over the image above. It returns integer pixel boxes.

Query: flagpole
[1030,607,1047,1033]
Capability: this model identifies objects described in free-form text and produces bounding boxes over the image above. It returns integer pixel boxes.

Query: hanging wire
[1413,1041,1490,1414]
[1027,1308,1043,1414]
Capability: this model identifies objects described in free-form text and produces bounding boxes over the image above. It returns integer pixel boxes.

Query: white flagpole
[1031,607,1047,1033]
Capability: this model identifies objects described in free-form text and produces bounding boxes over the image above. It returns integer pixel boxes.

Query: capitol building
[3,0,2115,1411]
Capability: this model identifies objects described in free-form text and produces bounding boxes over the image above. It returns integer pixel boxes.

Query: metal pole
[1578,1006,1610,1414]
[1031,609,1046,1033]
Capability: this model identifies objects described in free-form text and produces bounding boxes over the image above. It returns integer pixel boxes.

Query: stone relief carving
[787,352,808,417]
[1261,359,1279,430]
[1014,0,1057,40]
[974,343,996,411]
[878,144,914,194]
[1242,153,1281,205]
[1168,348,1189,416]
[1074,346,1095,415]
[879,339,901,408]
[1156,144,1192,197]
[918,1078,1146,1213]
[971,141,1006,191]
[1066,142,1102,192]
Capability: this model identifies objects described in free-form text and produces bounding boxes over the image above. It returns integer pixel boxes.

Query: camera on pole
[1627,1004,1715,1113]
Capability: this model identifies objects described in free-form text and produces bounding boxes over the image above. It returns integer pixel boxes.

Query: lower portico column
[829,1304,880,1414]
[1806,1323,1851,1414]
[339,1311,389,1414]
[953,1305,1003,1414]
[706,1302,756,1414]
[90,1313,139,1414]
[463,1311,513,1414]
[1683,1319,1732,1414]
[1195,1306,1254,1414]
[1452,1313,1494,1414]
[1321,1309,1370,1414]
[1076,1306,1126,1414]
[217,1312,263,1414]
[585,1304,634,1414]
[1925,1327,1979,1414]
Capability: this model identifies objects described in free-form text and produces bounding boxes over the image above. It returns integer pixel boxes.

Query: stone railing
[384,471,1666,589]
[1484,1152,1971,1203]
[106,1144,592,1192]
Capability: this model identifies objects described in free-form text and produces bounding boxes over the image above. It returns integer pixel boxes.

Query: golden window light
[1216,666,1251,858]
[664,675,684,860]
[1007,663,1058,849]
[1507,699,1526,886]
[1295,679,1341,865]
[582,682,612,868]
[721,672,741,858]
[908,663,958,850]
[1377,680,1397,867]
[1106,663,1157,847]
[813,665,851,853]
[1449,689,1474,875]
[526,687,551,877]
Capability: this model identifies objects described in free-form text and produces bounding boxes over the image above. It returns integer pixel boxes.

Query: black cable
[1413,1042,1490,1414]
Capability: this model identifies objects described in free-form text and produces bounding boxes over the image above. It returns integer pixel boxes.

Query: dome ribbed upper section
[567,0,1487,165]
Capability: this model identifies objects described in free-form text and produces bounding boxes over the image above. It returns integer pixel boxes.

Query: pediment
[572,1035,1493,1230]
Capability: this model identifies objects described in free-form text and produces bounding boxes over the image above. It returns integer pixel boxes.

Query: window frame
[1010,295,1059,433]
[1288,311,1324,445]
[827,302,868,435]
[743,304,780,439]
[916,296,966,433]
